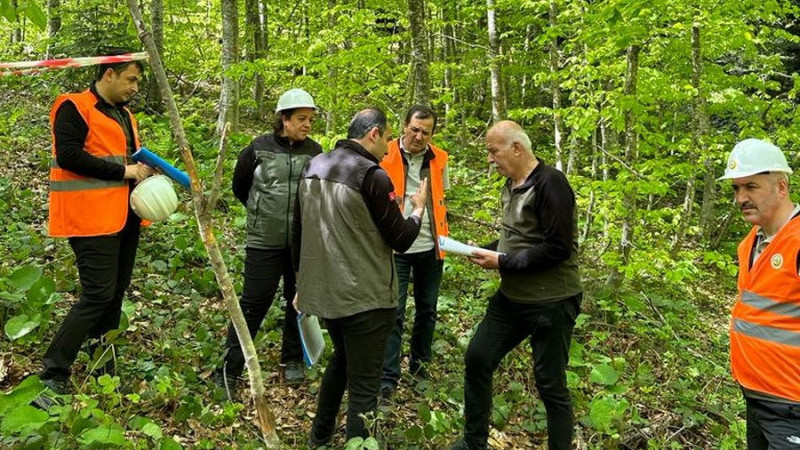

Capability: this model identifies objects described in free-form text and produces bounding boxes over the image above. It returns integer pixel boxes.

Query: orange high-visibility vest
[48,89,140,237]
[731,215,800,402]
[381,138,449,259]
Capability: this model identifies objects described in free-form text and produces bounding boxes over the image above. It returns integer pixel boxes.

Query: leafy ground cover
[0,91,746,449]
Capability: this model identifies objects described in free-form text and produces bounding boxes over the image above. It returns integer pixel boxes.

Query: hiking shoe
[283,361,305,385]
[213,371,240,401]
[31,377,69,410]
[380,384,396,400]
[410,362,429,380]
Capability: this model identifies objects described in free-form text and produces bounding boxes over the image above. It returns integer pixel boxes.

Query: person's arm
[361,167,426,253]
[232,144,257,206]
[54,101,126,181]
[500,171,575,273]
[292,164,307,273]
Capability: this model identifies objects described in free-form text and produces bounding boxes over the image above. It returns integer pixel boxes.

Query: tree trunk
[11,0,21,43]
[408,0,431,106]
[600,115,610,242]
[699,157,717,237]
[549,0,564,171]
[146,0,165,114]
[672,23,706,256]
[126,1,279,447]
[487,0,504,122]
[608,45,640,288]
[218,0,240,134]
[696,25,715,239]
[326,0,338,133]
[245,0,266,118]
[46,0,61,57]
[582,126,598,243]
[521,24,531,104]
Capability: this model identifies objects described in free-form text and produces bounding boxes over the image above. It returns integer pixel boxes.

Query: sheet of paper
[438,236,499,257]
[297,313,325,367]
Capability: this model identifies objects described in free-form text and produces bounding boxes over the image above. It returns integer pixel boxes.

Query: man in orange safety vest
[718,138,800,449]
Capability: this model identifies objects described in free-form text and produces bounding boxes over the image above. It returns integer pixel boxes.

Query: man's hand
[124,163,154,184]
[292,292,301,313]
[469,249,500,270]
[409,177,429,218]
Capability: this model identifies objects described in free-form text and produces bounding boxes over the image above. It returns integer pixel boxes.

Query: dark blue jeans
[309,308,395,444]
[381,249,443,388]
[745,395,800,449]
[462,291,581,450]
[221,247,302,377]
[42,210,141,381]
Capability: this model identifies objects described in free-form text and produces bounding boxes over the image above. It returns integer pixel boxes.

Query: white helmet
[718,138,793,180]
[275,88,316,113]
[130,175,179,222]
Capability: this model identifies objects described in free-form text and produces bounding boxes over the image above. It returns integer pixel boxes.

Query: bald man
[451,121,582,450]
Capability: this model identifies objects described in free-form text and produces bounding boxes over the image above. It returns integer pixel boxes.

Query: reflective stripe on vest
[741,291,800,320]
[381,139,449,258]
[48,90,138,237]
[733,318,800,347]
[731,216,800,402]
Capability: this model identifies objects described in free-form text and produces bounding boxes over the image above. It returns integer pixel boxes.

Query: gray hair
[491,120,532,152]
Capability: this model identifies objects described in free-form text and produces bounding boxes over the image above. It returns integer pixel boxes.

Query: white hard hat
[276,88,316,113]
[130,175,179,222]
[718,138,793,180]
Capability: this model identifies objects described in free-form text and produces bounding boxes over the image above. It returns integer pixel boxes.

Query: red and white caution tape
[0,52,148,76]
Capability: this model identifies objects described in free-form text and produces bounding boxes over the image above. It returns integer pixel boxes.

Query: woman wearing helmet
[215,88,322,397]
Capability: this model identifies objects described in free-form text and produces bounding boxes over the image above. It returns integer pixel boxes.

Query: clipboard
[297,312,326,367]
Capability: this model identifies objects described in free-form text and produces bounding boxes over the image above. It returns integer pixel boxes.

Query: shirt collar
[398,137,434,161]
[756,203,800,243]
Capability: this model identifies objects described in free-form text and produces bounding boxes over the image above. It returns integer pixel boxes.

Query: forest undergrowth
[0,90,746,449]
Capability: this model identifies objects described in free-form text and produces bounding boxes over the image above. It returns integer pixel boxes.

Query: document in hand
[438,236,500,257]
[297,313,326,367]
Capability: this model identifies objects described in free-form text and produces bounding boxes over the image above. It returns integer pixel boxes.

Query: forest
[1,0,799,447]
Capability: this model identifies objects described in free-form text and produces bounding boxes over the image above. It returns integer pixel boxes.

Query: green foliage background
[1,0,799,447]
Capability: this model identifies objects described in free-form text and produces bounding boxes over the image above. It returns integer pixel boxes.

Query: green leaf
[160,438,183,450]
[7,266,41,291]
[27,275,56,305]
[0,292,24,302]
[0,404,49,435]
[588,396,616,432]
[404,425,423,442]
[0,0,16,22]
[344,437,365,449]
[4,314,40,340]
[142,422,163,440]
[78,424,127,446]
[590,363,619,386]
[0,376,44,414]
[23,0,46,30]
[362,437,379,450]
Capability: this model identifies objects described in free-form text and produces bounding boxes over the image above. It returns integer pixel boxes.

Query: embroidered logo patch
[388,192,397,202]
[771,253,784,270]
[786,435,800,445]
[729,159,737,170]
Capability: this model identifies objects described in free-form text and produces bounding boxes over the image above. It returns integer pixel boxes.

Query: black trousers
[382,249,443,387]
[41,212,141,381]
[462,291,581,450]
[746,395,800,449]
[309,308,394,445]
[221,247,302,377]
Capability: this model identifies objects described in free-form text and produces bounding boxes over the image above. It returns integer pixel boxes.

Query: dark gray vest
[296,145,398,318]
[246,134,320,249]
[497,178,582,303]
